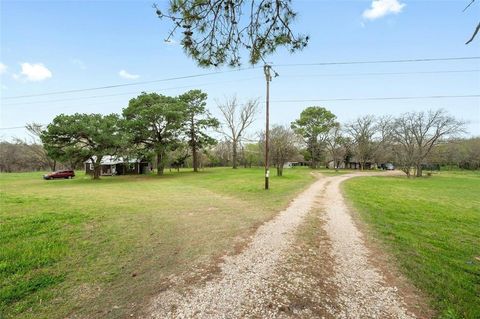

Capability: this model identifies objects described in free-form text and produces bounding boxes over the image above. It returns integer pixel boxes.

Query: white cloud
[119,69,140,80]
[0,63,7,75]
[363,0,406,20]
[14,62,52,82]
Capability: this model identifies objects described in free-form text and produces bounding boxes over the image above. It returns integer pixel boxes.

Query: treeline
[0,141,52,172]
[288,107,470,177]
[38,90,222,179]
[429,137,480,170]
[1,90,477,178]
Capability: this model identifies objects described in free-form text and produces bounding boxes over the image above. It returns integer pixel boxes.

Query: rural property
[1,1,479,319]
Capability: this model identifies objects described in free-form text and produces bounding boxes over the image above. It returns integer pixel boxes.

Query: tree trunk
[93,158,102,180]
[232,141,238,169]
[277,164,283,176]
[416,164,423,177]
[192,146,198,172]
[157,151,164,175]
[309,147,316,169]
[191,117,198,173]
[50,159,56,171]
[93,166,100,179]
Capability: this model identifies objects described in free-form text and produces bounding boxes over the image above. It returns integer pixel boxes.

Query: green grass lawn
[0,167,315,319]
[343,171,480,319]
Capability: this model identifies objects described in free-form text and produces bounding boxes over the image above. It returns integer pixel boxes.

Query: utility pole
[264,64,272,190]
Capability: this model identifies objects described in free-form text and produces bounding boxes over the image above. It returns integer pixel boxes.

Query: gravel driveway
[149,173,421,318]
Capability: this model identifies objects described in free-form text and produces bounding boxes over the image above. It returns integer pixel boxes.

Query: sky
[1,0,479,141]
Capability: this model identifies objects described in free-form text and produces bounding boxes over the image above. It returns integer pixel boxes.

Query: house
[283,161,309,168]
[283,155,309,168]
[283,161,296,168]
[84,156,150,176]
[327,158,377,170]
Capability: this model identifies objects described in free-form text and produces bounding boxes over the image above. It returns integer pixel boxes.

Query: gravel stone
[148,174,418,319]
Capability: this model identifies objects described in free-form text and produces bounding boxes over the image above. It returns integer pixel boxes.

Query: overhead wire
[2,76,264,107]
[1,94,479,130]
[2,56,479,131]
[1,67,260,100]
[2,69,478,107]
[2,56,479,100]
[271,56,480,67]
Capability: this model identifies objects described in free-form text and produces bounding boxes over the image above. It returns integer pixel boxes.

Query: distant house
[345,160,376,170]
[327,158,377,170]
[283,155,309,168]
[283,161,309,168]
[84,156,150,176]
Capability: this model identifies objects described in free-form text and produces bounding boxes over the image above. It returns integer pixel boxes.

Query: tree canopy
[179,89,219,172]
[217,96,258,168]
[41,113,122,179]
[122,92,186,175]
[266,125,300,176]
[155,0,308,67]
[391,109,465,177]
[291,106,337,168]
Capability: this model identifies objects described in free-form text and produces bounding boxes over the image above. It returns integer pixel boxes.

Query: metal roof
[84,155,145,165]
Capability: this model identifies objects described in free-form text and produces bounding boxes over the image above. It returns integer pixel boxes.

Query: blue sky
[1,0,479,140]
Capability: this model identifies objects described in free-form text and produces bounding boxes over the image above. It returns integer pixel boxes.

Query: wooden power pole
[264,64,272,190]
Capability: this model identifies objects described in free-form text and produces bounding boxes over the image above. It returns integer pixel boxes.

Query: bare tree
[18,123,57,171]
[345,116,376,170]
[326,123,346,171]
[217,96,258,168]
[0,141,52,172]
[372,116,394,163]
[391,109,465,177]
[391,116,416,177]
[260,125,300,176]
[212,139,233,166]
[345,116,391,170]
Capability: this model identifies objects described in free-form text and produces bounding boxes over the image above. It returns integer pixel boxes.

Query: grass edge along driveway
[343,171,480,319]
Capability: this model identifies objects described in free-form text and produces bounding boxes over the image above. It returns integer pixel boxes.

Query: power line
[282,69,479,78]
[271,94,480,103]
[272,56,480,67]
[2,69,478,107]
[2,56,479,100]
[0,126,28,130]
[1,94,478,130]
[1,67,259,100]
[1,76,263,107]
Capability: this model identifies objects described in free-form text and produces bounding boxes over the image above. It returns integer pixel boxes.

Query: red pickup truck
[43,170,75,180]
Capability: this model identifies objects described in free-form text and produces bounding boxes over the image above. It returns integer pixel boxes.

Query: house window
[89,163,93,170]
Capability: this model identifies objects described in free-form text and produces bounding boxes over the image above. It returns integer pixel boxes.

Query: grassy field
[0,167,315,319]
[343,171,480,319]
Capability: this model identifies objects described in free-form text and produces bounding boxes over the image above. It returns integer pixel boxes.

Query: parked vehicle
[43,170,75,180]
[385,163,395,170]
[380,163,395,170]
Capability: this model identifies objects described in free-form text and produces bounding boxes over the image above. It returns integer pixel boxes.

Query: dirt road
[149,173,424,318]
